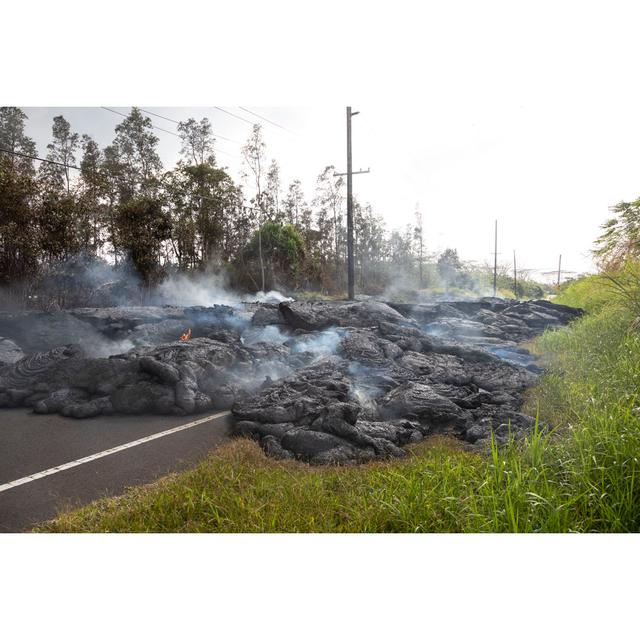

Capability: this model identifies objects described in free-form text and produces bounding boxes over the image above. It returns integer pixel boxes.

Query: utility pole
[557,254,562,287]
[513,250,518,299]
[493,220,498,297]
[334,107,370,300]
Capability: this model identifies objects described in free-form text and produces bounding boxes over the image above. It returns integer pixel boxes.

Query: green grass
[37,277,640,532]
[554,273,613,313]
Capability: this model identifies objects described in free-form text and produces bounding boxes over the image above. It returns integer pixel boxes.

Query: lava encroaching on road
[0,296,582,464]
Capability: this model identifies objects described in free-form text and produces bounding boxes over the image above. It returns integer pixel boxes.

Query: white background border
[2,1,639,637]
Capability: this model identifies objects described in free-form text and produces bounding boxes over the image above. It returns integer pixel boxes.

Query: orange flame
[179,328,192,342]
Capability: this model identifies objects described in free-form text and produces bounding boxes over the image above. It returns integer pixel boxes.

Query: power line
[138,108,241,144]
[238,107,297,134]
[101,107,239,158]
[138,108,180,124]
[166,184,261,213]
[0,145,259,212]
[101,106,180,138]
[0,146,81,170]
[214,106,256,126]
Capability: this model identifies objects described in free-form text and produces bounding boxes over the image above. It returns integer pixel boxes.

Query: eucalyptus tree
[354,201,386,290]
[241,124,267,290]
[177,117,216,166]
[437,248,462,292]
[283,179,305,227]
[77,135,108,254]
[0,107,37,174]
[314,165,345,281]
[387,226,416,284]
[414,204,425,287]
[115,196,172,287]
[34,115,83,271]
[39,115,79,194]
[165,161,241,268]
[264,159,283,223]
[111,107,162,199]
[0,113,39,291]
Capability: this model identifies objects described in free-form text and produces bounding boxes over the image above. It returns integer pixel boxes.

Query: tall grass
[37,276,640,532]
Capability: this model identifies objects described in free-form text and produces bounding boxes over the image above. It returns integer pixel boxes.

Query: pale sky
[18,5,640,283]
[20,100,638,282]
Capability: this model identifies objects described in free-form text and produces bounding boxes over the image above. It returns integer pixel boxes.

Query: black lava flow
[0,297,582,464]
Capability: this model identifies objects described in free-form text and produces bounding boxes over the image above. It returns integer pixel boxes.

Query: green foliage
[36,192,82,261]
[437,247,462,272]
[106,107,162,203]
[165,162,240,268]
[555,260,640,318]
[0,107,37,174]
[177,117,215,165]
[244,222,305,288]
[115,196,171,285]
[599,261,640,318]
[39,115,79,193]
[39,302,640,533]
[554,274,611,312]
[260,222,304,264]
[0,156,39,285]
[594,198,640,269]
[0,106,568,302]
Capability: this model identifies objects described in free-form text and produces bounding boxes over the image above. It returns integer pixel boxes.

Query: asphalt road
[0,408,231,532]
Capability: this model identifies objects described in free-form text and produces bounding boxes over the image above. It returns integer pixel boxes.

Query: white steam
[245,290,293,304]
[290,329,343,357]
[242,325,289,345]
[155,273,239,307]
[155,272,292,307]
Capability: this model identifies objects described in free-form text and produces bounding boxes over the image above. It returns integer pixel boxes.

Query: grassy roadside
[37,279,640,532]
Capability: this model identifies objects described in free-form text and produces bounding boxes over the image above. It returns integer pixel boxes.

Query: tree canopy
[0,106,528,306]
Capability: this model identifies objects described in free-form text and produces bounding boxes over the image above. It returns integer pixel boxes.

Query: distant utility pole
[493,220,498,297]
[513,250,518,299]
[557,254,562,287]
[334,107,370,300]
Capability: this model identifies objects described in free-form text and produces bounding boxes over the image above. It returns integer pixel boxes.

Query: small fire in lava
[179,328,192,342]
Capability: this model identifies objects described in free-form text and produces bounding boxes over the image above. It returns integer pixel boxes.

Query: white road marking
[0,411,231,493]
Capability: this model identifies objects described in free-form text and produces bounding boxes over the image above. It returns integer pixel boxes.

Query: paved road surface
[0,408,231,532]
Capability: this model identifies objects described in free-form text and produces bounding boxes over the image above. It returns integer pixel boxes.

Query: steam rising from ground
[290,329,343,357]
[381,262,500,302]
[242,325,289,345]
[155,273,292,307]
[84,337,137,358]
[11,254,294,310]
[243,327,344,362]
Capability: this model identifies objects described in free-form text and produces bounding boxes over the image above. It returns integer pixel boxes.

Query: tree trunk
[258,211,265,292]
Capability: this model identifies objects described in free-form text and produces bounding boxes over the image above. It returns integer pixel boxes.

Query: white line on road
[0,411,231,493]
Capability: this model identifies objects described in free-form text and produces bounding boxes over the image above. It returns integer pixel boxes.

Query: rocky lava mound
[0,297,581,464]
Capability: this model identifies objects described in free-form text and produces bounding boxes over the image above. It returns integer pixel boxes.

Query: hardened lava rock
[0,297,582,463]
[0,337,24,365]
[230,298,581,462]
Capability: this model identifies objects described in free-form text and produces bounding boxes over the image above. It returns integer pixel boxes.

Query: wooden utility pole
[346,107,354,298]
[334,106,370,300]
[557,254,562,287]
[493,220,498,297]
[513,250,518,299]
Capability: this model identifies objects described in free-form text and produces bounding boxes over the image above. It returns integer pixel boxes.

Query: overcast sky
[21,101,633,282]
[17,5,640,283]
